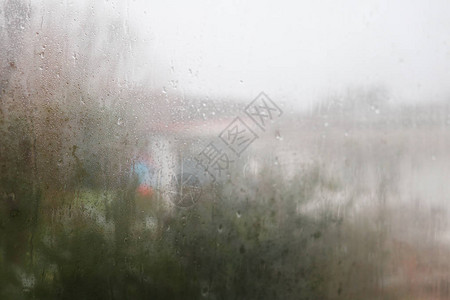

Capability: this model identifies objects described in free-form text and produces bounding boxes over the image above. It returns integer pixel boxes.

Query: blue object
[134,161,156,186]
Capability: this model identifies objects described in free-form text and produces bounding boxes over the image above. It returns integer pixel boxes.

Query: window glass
[1,0,450,299]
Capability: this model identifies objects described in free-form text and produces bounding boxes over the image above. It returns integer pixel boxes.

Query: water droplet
[275,131,283,141]
[218,224,223,233]
[201,287,209,297]
[170,80,178,88]
[236,211,241,218]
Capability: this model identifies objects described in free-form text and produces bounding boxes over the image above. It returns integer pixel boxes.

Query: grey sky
[75,0,450,108]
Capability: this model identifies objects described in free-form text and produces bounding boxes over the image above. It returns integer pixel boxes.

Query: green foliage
[0,152,390,299]
[0,75,392,299]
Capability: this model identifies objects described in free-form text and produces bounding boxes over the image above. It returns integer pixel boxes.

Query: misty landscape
[1,0,450,299]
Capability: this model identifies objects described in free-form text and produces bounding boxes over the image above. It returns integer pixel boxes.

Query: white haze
[38,0,450,108]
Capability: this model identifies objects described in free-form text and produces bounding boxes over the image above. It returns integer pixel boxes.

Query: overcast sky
[72,0,450,108]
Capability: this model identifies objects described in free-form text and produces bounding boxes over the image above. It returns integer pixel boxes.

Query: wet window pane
[1,0,450,299]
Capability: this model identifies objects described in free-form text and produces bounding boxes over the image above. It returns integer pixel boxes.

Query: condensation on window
[1,0,450,299]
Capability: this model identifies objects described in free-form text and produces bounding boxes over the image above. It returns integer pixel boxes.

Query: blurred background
[1,0,450,299]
